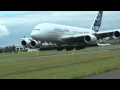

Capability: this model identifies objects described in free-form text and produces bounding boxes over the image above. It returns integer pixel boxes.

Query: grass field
[0,44,120,79]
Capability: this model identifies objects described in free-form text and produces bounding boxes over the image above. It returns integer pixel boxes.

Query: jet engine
[21,39,31,47]
[30,40,42,48]
[84,34,97,44]
[113,31,120,38]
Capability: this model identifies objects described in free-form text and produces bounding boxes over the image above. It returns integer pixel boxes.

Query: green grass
[0,44,120,59]
[0,44,120,79]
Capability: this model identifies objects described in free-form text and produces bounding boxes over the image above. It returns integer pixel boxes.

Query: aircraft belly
[42,33,58,43]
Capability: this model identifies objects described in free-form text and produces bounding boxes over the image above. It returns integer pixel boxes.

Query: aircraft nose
[31,31,39,39]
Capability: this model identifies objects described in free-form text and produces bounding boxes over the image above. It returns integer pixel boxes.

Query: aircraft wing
[95,29,120,39]
[21,38,33,40]
[60,34,90,43]
[60,29,120,44]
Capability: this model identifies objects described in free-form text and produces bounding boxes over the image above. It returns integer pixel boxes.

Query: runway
[30,48,119,58]
[83,69,120,79]
[1,48,119,61]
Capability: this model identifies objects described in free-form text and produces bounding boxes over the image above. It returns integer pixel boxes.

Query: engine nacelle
[113,31,120,38]
[84,34,97,44]
[30,40,42,48]
[21,39,31,47]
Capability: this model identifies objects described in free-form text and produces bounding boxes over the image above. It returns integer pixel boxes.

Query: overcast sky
[0,11,120,47]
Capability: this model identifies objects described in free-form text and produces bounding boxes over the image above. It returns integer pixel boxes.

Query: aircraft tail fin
[91,11,103,32]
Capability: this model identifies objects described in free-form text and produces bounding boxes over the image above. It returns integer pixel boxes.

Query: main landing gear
[57,43,86,51]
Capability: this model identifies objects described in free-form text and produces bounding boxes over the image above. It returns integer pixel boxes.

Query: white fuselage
[31,23,95,44]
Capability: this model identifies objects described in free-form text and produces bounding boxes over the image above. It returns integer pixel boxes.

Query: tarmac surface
[83,69,120,79]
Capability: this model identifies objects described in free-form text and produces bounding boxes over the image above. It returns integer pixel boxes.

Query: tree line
[0,45,16,53]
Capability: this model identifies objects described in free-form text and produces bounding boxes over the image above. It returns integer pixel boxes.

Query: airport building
[15,46,25,52]
[15,46,39,52]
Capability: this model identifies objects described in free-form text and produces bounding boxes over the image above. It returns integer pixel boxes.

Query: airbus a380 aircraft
[21,11,120,51]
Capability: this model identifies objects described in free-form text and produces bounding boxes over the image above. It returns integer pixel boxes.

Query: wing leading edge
[60,29,120,44]
[95,29,120,39]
